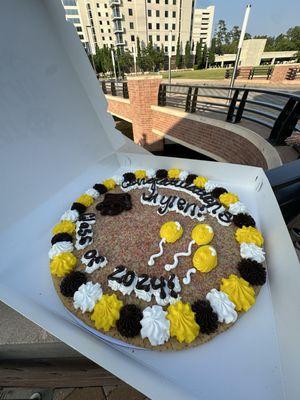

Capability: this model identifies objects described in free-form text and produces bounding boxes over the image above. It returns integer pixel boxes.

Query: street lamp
[111,48,117,81]
[168,30,172,84]
[86,25,96,73]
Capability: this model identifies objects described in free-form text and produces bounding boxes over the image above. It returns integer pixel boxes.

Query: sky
[196,0,300,37]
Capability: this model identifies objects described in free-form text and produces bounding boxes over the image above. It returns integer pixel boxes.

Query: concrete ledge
[105,94,130,104]
[151,105,282,169]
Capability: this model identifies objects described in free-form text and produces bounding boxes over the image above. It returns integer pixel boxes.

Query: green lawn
[162,68,228,80]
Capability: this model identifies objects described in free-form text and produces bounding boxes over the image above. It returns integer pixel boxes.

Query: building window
[104,3,107,8]
[105,12,109,17]
[99,20,102,25]
[148,10,152,17]
[98,12,101,16]
[130,22,134,29]
[88,11,92,18]
[149,35,152,41]
[66,18,80,23]
[172,23,175,30]
[79,34,84,39]
[110,36,112,40]
[165,0,168,4]
[108,28,111,33]
[62,0,76,5]
[172,35,175,41]
[156,23,160,29]
[148,23,152,29]
[173,0,176,4]
[66,9,79,15]
[165,34,168,41]
[107,21,110,25]
[102,37,105,40]
[128,8,133,16]
[97,2,100,7]
[172,11,176,18]
[172,46,175,51]
[165,23,168,30]
[87,3,91,10]
[76,26,82,32]
[156,0,159,3]
[131,35,135,41]
[101,28,104,33]
[165,11,168,17]
[157,35,160,41]
[165,46,168,52]
[147,0,151,2]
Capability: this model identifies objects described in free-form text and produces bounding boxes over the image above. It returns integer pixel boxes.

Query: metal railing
[101,80,129,99]
[158,83,300,146]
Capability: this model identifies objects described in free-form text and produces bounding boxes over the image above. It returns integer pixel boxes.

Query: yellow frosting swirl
[221,274,255,312]
[50,252,77,277]
[193,176,208,188]
[134,169,147,179]
[235,226,264,247]
[76,194,94,207]
[52,220,75,235]
[167,301,199,343]
[191,224,214,245]
[219,192,239,207]
[168,169,181,179]
[102,178,116,190]
[160,221,183,243]
[91,294,123,331]
[193,245,217,272]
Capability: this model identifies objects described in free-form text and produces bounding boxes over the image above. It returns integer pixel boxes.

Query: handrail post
[234,89,249,123]
[158,84,167,106]
[268,100,300,145]
[111,81,116,96]
[122,82,129,99]
[101,81,107,94]
[191,87,198,113]
[268,97,298,144]
[226,89,239,122]
[185,87,192,112]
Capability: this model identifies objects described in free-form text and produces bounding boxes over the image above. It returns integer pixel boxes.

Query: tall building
[192,5,215,51]
[62,0,195,55]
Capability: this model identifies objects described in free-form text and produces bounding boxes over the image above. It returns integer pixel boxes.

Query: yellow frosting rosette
[168,169,181,179]
[52,220,75,235]
[193,176,208,188]
[50,252,77,277]
[221,274,255,312]
[191,224,214,246]
[167,301,199,343]
[219,192,239,207]
[102,178,116,191]
[91,294,123,331]
[160,221,183,244]
[76,194,94,207]
[193,245,217,272]
[134,169,147,180]
[235,226,264,247]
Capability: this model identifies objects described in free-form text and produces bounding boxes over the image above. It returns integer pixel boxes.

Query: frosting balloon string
[164,240,196,271]
[148,238,166,266]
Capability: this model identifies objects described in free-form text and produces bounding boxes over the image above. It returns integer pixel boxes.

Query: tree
[208,38,216,66]
[175,36,182,68]
[118,50,134,74]
[201,44,208,69]
[194,39,203,68]
[184,41,191,68]
[136,36,142,71]
[215,20,227,54]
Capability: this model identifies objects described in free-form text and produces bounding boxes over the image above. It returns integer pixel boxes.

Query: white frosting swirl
[107,268,127,292]
[112,175,123,185]
[48,241,74,259]
[146,169,156,178]
[140,305,170,346]
[60,209,79,222]
[206,288,238,324]
[85,188,100,199]
[240,242,265,263]
[179,170,189,180]
[135,287,152,302]
[73,282,102,313]
[204,181,217,193]
[118,275,137,296]
[228,201,248,215]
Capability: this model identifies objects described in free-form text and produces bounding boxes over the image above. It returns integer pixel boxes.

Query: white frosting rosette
[48,241,74,259]
[85,188,100,199]
[73,282,102,313]
[179,170,189,181]
[60,209,79,222]
[240,242,265,263]
[146,169,156,178]
[228,201,248,215]
[140,305,170,346]
[204,181,217,193]
[206,289,238,324]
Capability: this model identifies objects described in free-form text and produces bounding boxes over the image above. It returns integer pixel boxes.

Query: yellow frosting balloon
[160,221,183,243]
[91,294,123,331]
[52,220,75,235]
[76,194,94,207]
[221,274,255,312]
[191,224,214,245]
[102,178,116,190]
[219,192,239,207]
[193,176,208,188]
[168,169,181,179]
[50,252,76,277]
[134,169,147,179]
[193,245,217,272]
[167,301,199,343]
[235,226,264,247]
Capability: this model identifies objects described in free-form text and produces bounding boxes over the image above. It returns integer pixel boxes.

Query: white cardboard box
[0,1,299,399]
